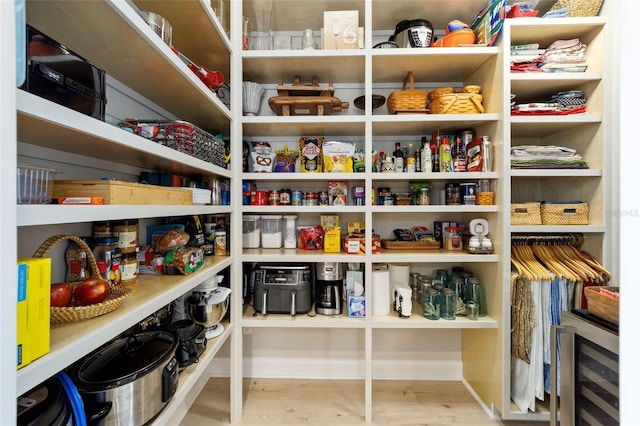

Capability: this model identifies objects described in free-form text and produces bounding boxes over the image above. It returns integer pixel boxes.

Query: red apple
[74,278,110,306]
[50,283,72,307]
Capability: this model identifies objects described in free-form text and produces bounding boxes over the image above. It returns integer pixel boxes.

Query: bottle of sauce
[421,136,432,173]
[439,136,452,173]
[393,142,405,173]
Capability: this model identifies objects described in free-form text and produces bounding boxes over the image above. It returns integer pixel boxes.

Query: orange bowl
[432,29,476,47]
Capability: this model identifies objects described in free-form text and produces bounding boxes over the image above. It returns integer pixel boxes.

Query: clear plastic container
[260,215,282,248]
[243,215,262,248]
[17,164,61,204]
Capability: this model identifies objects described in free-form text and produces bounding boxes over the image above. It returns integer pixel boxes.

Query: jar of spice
[444,227,462,251]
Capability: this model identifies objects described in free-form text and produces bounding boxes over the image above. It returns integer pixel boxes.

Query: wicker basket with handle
[33,234,131,323]
[429,85,485,114]
[387,71,428,114]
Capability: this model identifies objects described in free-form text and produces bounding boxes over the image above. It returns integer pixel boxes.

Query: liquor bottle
[415,142,422,173]
[439,136,452,172]
[393,142,404,173]
[421,136,432,173]
[432,132,440,172]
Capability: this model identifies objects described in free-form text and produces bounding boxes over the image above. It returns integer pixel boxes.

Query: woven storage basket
[387,71,428,114]
[540,202,589,225]
[33,234,131,323]
[429,85,485,114]
[549,0,604,17]
[585,286,619,324]
[476,192,494,205]
[511,202,542,225]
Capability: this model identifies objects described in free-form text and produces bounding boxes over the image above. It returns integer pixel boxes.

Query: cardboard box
[17,258,51,369]
[323,10,360,50]
[347,291,366,317]
[343,235,365,254]
[323,227,342,253]
[53,180,193,205]
[320,215,340,229]
[328,181,348,206]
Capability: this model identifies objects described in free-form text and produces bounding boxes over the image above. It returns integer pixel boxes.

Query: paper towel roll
[389,263,410,300]
[371,269,390,315]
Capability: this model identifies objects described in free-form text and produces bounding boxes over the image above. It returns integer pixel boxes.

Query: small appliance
[390,19,434,48]
[393,283,413,317]
[252,264,312,315]
[186,275,231,339]
[315,262,343,315]
[21,25,106,120]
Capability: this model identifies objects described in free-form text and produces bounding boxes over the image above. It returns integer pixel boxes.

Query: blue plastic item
[56,371,87,426]
[15,0,26,86]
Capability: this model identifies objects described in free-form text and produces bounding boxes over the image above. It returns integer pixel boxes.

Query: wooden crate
[53,180,193,205]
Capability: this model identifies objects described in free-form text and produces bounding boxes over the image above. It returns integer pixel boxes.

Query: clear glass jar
[441,288,456,320]
[65,237,93,283]
[418,187,430,205]
[423,287,440,320]
[468,277,487,317]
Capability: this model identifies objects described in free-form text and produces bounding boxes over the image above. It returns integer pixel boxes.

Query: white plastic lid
[282,215,298,220]
[243,215,262,220]
[261,215,282,220]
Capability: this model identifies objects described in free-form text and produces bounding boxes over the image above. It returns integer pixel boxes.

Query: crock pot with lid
[390,19,434,48]
[70,330,179,426]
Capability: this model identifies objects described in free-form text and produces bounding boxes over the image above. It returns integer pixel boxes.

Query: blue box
[348,291,365,317]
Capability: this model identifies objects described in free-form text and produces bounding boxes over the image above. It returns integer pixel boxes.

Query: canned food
[460,183,476,205]
[318,191,329,206]
[268,189,280,205]
[279,188,291,205]
[445,183,461,205]
[291,190,302,206]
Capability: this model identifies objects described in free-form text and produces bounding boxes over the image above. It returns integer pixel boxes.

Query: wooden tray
[53,180,193,205]
[381,240,440,250]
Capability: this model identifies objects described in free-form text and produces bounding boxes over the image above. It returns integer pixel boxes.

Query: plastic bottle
[439,136,452,173]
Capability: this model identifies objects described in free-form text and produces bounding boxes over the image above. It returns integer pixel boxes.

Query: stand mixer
[187,275,231,339]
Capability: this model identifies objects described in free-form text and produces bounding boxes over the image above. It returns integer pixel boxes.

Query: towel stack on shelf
[510,145,588,169]
[511,38,587,73]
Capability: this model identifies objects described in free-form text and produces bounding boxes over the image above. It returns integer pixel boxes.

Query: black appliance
[17,377,71,426]
[315,262,343,315]
[166,319,207,371]
[551,310,619,425]
[21,25,106,120]
[252,264,312,315]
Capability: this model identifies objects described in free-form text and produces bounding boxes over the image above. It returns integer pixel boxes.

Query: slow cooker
[390,19,434,48]
[70,330,179,425]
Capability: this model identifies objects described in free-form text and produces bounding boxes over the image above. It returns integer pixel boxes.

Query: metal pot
[70,330,179,426]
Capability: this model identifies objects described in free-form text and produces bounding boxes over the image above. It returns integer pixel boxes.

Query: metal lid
[73,330,176,389]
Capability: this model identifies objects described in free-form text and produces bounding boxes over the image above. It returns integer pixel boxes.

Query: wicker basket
[511,202,542,225]
[33,234,131,323]
[540,202,589,225]
[387,71,428,114]
[585,286,619,324]
[476,192,494,205]
[429,85,485,114]
[549,0,604,17]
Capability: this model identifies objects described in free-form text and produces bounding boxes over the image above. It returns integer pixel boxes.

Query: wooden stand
[268,76,349,116]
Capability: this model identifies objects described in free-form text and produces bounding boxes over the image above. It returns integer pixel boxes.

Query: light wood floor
[180,378,539,425]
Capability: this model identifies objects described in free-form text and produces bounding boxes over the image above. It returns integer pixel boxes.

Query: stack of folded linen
[510,145,588,169]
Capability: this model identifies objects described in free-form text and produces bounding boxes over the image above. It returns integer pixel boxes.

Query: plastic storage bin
[17,164,60,204]
[260,215,282,248]
[243,215,262,248]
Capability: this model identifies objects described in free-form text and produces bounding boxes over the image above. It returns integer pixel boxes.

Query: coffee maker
[315,262,343,315]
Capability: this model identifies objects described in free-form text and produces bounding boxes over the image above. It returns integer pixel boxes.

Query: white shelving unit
[6,0,237,423]
[501,17,611,421]
[234,1,504,423]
